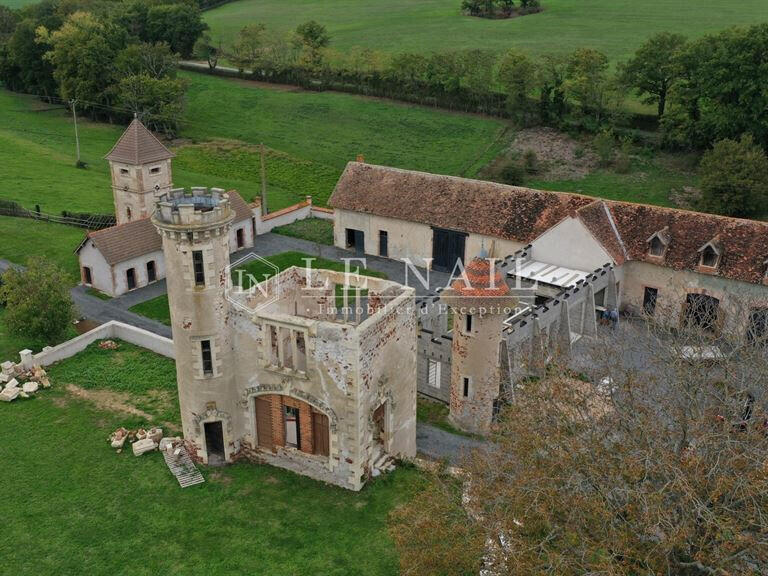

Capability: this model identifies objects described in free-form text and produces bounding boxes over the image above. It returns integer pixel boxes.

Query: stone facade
[110,157,173,224]
[153,189,417,490]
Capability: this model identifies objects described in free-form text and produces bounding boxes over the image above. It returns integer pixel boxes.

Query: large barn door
[432,228,467,273]
[254,396,273,449]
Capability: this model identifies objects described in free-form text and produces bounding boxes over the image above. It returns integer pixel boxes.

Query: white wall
[531,217,614,271]
[112,250,165,296]
[21,320,174,368]
[78,239,115,295]
[255,203,312,235]
[333,209,524,268]
[229,217,255,251]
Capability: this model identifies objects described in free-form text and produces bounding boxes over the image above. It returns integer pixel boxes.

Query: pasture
[203,0,768,62]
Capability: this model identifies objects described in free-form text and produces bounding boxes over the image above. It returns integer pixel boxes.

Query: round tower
[152,187,237,464]
[440,253,517,434]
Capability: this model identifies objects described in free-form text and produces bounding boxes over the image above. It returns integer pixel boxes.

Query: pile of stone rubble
[0,361,50,402]
[108,426,183,457]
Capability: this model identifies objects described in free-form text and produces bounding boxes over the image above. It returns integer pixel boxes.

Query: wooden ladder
[163,446,205,488]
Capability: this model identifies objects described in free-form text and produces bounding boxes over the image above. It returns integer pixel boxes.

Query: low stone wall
[18,321,174,369]
[310,206,334,221]
[255,198,313,235]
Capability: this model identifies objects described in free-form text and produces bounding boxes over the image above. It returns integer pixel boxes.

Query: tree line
[0,0,209,135]
[194,21,768,153]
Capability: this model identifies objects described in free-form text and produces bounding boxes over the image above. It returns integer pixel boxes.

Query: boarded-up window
[255,396,273,449]
[428,359,441,388]
[312,411,329,456]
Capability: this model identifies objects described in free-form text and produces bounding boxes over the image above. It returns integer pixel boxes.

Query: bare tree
[392,294,768,575]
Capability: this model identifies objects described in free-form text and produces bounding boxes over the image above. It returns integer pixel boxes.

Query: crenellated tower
[152,187,237,464]
[440,252,518,434]
[106,117,174,224]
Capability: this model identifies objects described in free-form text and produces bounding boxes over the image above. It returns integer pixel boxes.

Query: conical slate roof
[105,118,174,165]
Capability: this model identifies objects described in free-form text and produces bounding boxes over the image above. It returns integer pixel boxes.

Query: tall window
[463,377,470,397]
[200,339,213,376]
[427,359,441,388]
[193,250,205,286]
[465,314,473,333]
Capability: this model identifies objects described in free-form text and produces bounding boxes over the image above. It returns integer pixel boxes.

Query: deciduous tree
[698,135,768,218]
[619,32,686,118]
[0,258,75,344]
[293,20,330,69]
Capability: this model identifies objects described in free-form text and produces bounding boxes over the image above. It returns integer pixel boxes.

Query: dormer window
[698,239,722,269]
[646,228,670,258]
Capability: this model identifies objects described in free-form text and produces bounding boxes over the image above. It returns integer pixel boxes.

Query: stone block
[0,387,19,402]
[147,427,163,443]
[158,437,180,452]
[19,350,33,370]
[132,438,157,456]
[22,381,39,394]
[5,378,18,389]
[0,373,8,384]
[1,361,14,376]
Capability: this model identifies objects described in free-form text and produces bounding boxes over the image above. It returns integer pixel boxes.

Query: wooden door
[312,412,329,456]
[255,396,273,449]
[432,228,466,273]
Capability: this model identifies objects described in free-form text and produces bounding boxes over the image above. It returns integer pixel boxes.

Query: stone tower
[106,117,174,224]
[151,187,237,464]
[440,253,517,434]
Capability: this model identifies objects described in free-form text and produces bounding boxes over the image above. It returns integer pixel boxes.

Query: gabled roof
[79,217,161,266]
[581,201,768,284]
[329,162,595,244]
[330,162,768,286]
[105,118,175,165]
[76,191,253,266]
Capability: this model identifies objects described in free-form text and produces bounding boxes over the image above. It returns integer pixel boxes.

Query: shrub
[593,130,615,167]
[499,160,525,185]
[522,149,540,174]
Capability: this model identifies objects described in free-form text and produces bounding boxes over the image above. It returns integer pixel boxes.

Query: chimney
[356,154,365,163]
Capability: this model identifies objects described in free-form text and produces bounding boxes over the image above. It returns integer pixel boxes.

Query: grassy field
[272,218,335,245]
[204,0,768,62]
[0,343,423,575]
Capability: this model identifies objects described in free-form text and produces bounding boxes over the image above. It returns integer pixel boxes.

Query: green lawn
[272,218,335,245]
[129,294,173,326]
[204,0,768,62]
[0,342,424,575]
[0,215,84,282]
[0,307,78,363]
[527,152,697,207]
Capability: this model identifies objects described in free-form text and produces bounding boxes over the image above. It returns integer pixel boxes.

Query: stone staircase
[371,447,396,478]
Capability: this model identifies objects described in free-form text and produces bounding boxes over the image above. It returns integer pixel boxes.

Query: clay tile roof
[81,217,161,266]
[105,118,175,165]
[329,163,595,243]
[228,189,254,224]
[452,257,510,297]
[592,202,768,284]
[78,191,252,266]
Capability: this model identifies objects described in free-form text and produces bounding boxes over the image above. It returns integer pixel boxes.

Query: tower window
[465,314,473,333]
[700,246,719,268]
[192,250,205,286]
[463,377,470,397]
[126,207,132,221]
[120,168,129,175]
[200,340,213,376]
[150,166,161,175]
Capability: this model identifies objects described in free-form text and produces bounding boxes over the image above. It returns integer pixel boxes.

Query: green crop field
[204,0,768,62]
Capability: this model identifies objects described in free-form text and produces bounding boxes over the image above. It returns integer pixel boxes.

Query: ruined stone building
[76,119,257,297]
[152,187,417,490]
[330,161,768,432]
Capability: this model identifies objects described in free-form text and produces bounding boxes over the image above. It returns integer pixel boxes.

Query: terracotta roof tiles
[105,118,174,165]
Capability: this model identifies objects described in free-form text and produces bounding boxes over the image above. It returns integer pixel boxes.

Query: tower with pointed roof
[440,252,518,433]
[106,117,175,224]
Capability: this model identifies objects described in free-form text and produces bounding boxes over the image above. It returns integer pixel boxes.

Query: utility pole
[69,99,81,166]
[259,142,268,216]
